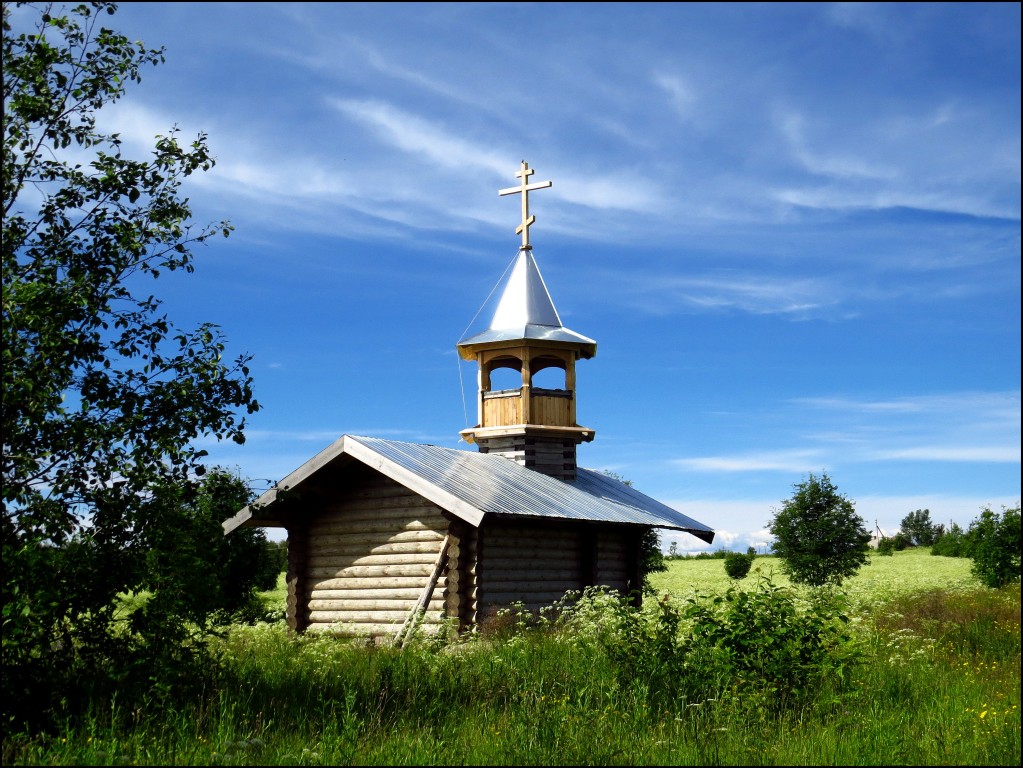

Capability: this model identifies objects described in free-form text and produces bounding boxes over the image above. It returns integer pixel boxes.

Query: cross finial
[499,160,552,250]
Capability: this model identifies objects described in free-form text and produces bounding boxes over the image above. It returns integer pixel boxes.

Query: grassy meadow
[4,549,1019,766]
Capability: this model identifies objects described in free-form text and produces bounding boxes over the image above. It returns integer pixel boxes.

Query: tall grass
[5,552,1019,766]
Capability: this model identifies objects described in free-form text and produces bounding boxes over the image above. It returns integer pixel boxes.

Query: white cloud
[877,446,1021,463]
[328,99,508,176]
[777,110,899,182]
[615,271,837,317]
[654,72,698,122]
[672,450,823,473]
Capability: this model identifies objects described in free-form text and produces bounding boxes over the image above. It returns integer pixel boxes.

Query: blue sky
[38,3,1023,550]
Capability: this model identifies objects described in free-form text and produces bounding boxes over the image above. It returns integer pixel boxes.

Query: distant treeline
[665,546,763,561]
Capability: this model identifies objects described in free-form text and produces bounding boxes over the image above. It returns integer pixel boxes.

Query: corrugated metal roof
[227,435,713,542]
[354,437,712,540]
[457,251,596,356]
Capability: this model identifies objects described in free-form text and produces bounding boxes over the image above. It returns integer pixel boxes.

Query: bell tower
[457,161,596,481]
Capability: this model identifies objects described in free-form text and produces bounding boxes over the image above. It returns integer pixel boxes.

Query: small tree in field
[768,473,871,587]
[967,504,1021,589]
[900,508,941,547]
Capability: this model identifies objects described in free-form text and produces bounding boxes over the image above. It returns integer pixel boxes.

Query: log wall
[291,467,455,638]
[474,519,640,620]
[283,463,647,636]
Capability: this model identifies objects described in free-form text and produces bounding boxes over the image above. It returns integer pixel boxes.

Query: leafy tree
[2,1,257,724]
[768,473,871,587]
[966,504,1021,589]
[137,468,279,628]
[900,508,940,547]
[640,526,667,595]
[931,522,969,557]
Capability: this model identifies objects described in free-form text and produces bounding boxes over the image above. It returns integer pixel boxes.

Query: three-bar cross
[499,160,552,251]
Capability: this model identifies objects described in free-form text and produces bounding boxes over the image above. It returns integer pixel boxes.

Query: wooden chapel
[222,161,714,639]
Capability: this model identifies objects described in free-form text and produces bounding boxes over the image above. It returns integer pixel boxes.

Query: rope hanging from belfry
[456,250,520,431]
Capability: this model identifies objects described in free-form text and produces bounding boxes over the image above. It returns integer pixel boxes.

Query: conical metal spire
[457,250,596,355]
[490,250,562,330]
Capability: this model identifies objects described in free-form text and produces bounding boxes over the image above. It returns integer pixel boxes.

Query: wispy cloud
[654,72,699,122]
[673,450,823,473]
[877,446,1021,463]
[329,99,508,176]
[611,270,838,317]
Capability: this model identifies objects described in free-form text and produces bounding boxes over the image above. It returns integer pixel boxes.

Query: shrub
[877,537,897,556]
[723,550,754,579]
[680,579,862,704]
[931,522,970,557]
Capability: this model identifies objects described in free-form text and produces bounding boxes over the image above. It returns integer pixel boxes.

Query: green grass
[650,548,976,608]
[4,550,1019,766]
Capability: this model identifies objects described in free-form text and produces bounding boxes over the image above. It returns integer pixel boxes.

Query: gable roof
[223,435,714,544]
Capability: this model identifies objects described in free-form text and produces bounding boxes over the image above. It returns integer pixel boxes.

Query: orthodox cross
[499,160,552,250]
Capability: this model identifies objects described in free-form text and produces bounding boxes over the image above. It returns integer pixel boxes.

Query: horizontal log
[482,580,579,592]
[308,609,445,623]
[307,529,446,548]
[306,519,446,537]
[308,513,445,536]
[308,598,443,612]
[306,563,437,579]
[480,601,562,614]
[305,622,447,637]
[479,556,580,571]
[343,482,424,500]
[481,537,581,553]
[479,586,579,601]
[478,592,574,605]
[310,576,445,590]
[307,550,442,566]
[481,568,580,581]
[306,539,443,560]
[309,587,428,600]
[315,496,444,518]
[312,509,445,528]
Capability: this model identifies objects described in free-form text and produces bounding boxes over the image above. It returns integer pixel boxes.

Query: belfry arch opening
[485,357,522,392]
[530,355,568,391]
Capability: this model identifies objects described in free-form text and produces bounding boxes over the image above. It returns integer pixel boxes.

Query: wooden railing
[482,387,573,427]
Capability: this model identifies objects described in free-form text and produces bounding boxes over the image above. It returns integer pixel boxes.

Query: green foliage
[768,472,871,587]
[900,508,941,547]
[639,527,667,595]
[723,548,754,579]
[966,504,1021,589]
[876,536,896,556]
[2,2,257,728]
[2,570,1019,766]
[931,521,971,558]
[670,548,731,561]
[680,580,861,702]
[600,471,665,596]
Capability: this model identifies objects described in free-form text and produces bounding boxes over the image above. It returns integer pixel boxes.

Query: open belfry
[223,162,714,639]
[458,161,596,481]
